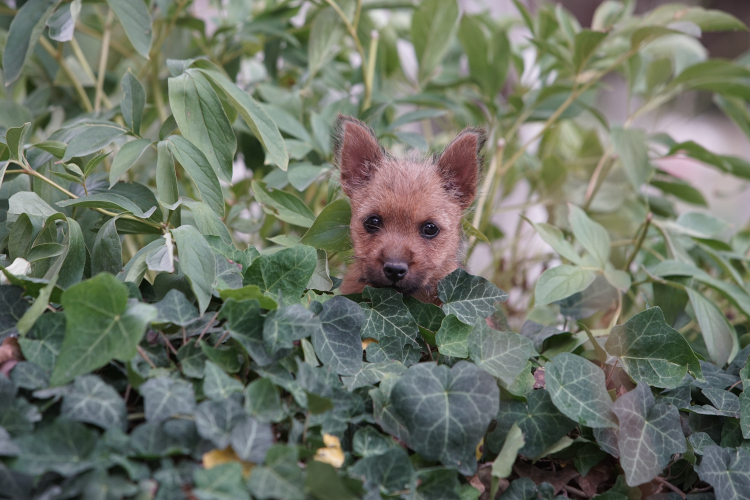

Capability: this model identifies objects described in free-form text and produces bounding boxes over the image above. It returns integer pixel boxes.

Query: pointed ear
[333,114,384,197]
[437,127,486,209]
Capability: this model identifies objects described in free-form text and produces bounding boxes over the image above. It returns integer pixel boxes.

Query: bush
[1,0,750,498]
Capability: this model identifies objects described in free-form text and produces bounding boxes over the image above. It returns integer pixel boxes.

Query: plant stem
[95,9,115,113]
[363,31,379,110]
[38,38,94,113]
[469,137,503,247]
[582,145,613,210]
[623,213,653,271]
[69,37,97,84]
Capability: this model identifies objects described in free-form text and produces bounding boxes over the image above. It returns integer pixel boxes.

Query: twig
[582,146,613,210]
[215,330,230,347]
[605,359,619,388]
[137,345,157,369]
[194,313,219,346]
[729,379,743,390]
[161,332,180,356]
[127,412,146,420]
[623,213,653,271]
[363,31,379,110]
[469,138,503,247]
[653,476,686,499]
[38,38,93,113]
[562,484,587,498]
[95,9,115,113]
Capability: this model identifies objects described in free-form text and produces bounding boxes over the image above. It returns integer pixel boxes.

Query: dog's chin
[361,272,424,297]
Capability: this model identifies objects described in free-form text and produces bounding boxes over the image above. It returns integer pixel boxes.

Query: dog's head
[333,114,486,296]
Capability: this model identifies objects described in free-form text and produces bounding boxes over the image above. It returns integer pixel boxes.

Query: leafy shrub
[1,0,750,498]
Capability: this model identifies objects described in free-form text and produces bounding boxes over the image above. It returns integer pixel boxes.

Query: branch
[38,37,94,113]
[95,9,116,113]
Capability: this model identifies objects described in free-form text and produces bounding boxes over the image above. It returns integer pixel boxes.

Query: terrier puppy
[334,114,486,304]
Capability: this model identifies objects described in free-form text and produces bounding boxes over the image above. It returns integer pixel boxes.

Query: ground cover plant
[1,0,750,498]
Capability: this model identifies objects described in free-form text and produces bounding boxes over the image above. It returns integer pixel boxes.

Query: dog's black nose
[383,262,408,282]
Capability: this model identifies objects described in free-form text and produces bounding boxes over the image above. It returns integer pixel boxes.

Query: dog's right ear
[333,114,384,197]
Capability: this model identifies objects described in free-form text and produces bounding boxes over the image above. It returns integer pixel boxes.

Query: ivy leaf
[546,353,618,428]
[349,448,414,493]
[435,314,472,358]
[606,307,704,389]
[50,273,156,386]
[690,388,741,418]
[245,378,285,423]
[140,377,196,422]
[230,416,274,463]
[247,446,305,500]
[263,304,324,355]
[203,361,243,401]
[194,463,250,500]
[438,268,508,325]
[194,398,246,449]
[245,245,317,305]
[353,427,399,458]
[489,390,576,458]
[695,446,750,500]
[341,361,407,391]
[467,319,536,386]
[61,375,126,431]
[10,419,97,477]
[312,296,364,376]
[0,286,28,335]
[18,312,65,368]
[391,361,499,475]
[360,287,420,362]
[220,299,282,367]
[153,289,199,326]
[611,384,686,486]
[177,342,206,379]
[172,225,216,315]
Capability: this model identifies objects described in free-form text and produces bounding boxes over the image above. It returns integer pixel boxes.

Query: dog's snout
[383,262,408,282]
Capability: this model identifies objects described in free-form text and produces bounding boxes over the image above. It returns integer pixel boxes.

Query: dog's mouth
[360,270,425,296]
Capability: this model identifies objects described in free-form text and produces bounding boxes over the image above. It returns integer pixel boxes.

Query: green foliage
[1,0,750,498]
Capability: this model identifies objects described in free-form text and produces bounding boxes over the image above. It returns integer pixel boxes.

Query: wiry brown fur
[334,114,486,304]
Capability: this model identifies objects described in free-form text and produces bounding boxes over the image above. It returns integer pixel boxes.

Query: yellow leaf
[314,433,345,468]
[361,338,378,350]
[202,447,255,478]
[476,437,484,460]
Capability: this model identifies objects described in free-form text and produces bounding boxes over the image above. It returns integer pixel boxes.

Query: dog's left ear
[437,128,486,209]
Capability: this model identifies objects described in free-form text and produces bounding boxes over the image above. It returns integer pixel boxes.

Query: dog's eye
[421,222,439,239]
[364,216,382,233]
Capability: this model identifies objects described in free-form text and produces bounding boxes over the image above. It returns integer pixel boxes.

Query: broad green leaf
[10,419,97,477]
[168,70,236,183]
[341,361,406,391]
[62,122,127,161]
[606,307,703,388]
[349,448,413,493]
[534,265,596,306]
[404,296,445,333]
[458,16,510,99]
[120,72,146,135]
[8,213,36,262]
[437,268,508,325]
[690,387,741,418]
[468,319,536,387]
[50,273,156,386]
[646,5,747,32]
[109,139,152,186]
[252,180,315,228]
[230,417,273,463]
[219,286,277,310]
[177,342,206,379]
[18,313,65,367]
[611,383,686,486]
[568,205,610,269]
[140,376,196,422]
[220,299,281,366]
[263,304,323,355]
[527,220,582,264]
[247,446,305,500]
[153,289,199,326]
[491,423,524,480]
[194,397,245,449]
[546,352,618,428]
[105,0,152,58]
[742,392,750,440]
[172,225,216,315]
[611,127,653,190]
[353,427,398,458]
[435,314,472,358]
[57,193,157,219]
[630,26,683,49]
[206,236,258,270]
[695,446,750,500]
[391,361,499,475]
[489,390,575,458]
[308,5,347,79]
[10,361,48,390]
[299,198,352,252]
[2,0,61,85]
[360,287,420,362]
[686,289,739,368]
[195,63,288,171]
[166,135,224,216]
[244,378,285,423]
[156,141,179,207]
[7,191,59,225]
[305,462,357,500]
[200,340,241,374]
[312,296,364,376]
[5,123,31,162]
[180,198,233,245]
[15,276,57,335]
[61,375,126,430]
[573,30,607,73]
[92,218,123,276]
[202,360,243,401]
[411,0,460,83]
[25,243,65,263]
[194,463,250,500]
[245,244,317,305]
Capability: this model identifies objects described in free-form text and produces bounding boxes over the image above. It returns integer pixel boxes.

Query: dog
[334,114,486,304]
